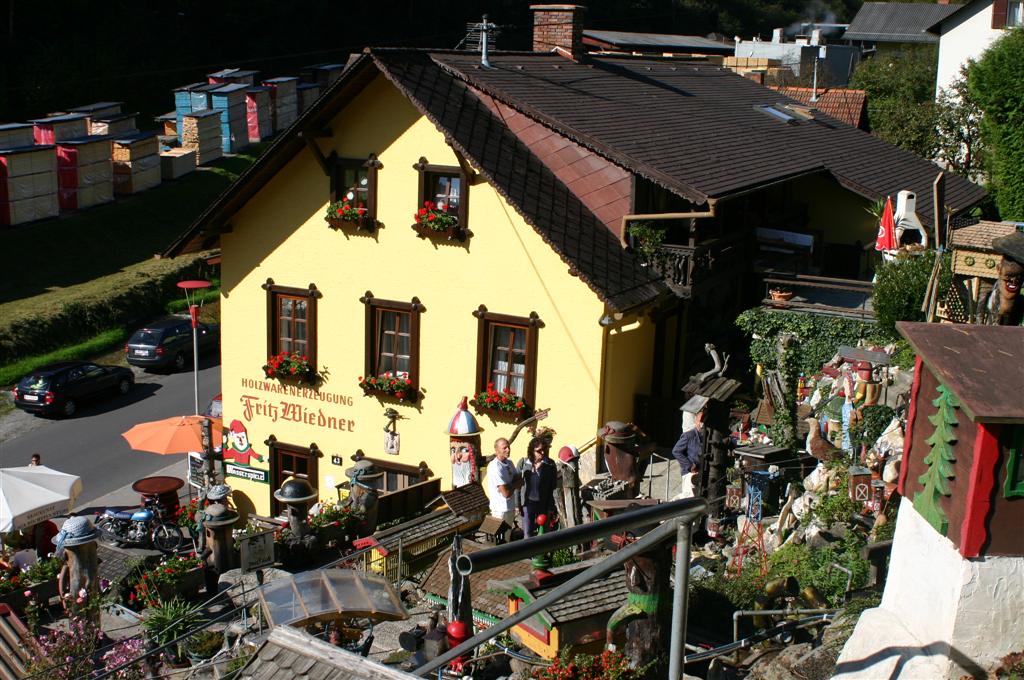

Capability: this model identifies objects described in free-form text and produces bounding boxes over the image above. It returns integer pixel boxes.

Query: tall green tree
[967,28,1024,220]
[850,46,938,160]
[934,67,988,181]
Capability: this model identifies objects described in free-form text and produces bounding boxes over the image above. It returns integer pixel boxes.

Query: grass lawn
[0,145,264,305]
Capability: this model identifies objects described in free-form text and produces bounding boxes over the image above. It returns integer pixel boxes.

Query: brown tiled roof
[770,86,868,130]
[238,625,415,679]
[371,51,667,312]
[373,509,468,550]
[951,221,1018,251]
[426,51,984,226]
[438,483,489,517]
[493,558,628,624]
[420,539,533,620]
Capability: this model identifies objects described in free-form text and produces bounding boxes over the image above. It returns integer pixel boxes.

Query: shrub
[871,252,938,339]
[850,405,897,449]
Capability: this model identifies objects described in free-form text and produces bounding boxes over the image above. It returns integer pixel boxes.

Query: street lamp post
[176,280,212,415]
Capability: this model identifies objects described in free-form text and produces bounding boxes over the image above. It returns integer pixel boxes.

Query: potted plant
[769,286,795,301]
[175,497,200,536]
[324,198,374,233]
[142,597,205,667]
[133,553,203,608]
[186,629,224,665]
[262,351,318,384]
[471,382,529,418]
[0,555,62,610]
[627,220,667,265]
[358,372,416,402]
[411,201,465,241]
[309,503,362,549]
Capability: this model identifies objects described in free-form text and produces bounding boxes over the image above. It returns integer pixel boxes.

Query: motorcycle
[95,506,183,554]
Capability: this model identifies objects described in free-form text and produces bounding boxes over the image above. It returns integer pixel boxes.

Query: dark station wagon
[125,317,220,371]
[12,361,134,417]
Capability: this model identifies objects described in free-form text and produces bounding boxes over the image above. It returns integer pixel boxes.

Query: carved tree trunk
[622,544,672,678]
[66,543,99,621]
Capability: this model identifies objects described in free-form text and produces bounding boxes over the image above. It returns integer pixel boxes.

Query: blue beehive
[210,83,249,153]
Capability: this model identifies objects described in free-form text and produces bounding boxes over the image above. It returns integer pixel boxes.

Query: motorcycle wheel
[151,522,184,554]
[95,516,123,546]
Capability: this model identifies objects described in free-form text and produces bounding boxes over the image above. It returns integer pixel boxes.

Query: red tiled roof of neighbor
[770,86,869,130]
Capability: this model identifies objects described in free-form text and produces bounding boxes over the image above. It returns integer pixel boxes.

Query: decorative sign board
[227,463,269,484]
[240,529,276,573]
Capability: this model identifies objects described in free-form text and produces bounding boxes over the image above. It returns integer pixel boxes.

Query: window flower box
[0,555,62,610]
[471,384,530,420]
[263,351,320,385]
[133,554,204,608]
[411,201,467,242]
[358,373,417,403]
[325,198,375,233]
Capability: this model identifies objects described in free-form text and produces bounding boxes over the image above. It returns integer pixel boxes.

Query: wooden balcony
[761,272,875,319]
[648,234,746,298]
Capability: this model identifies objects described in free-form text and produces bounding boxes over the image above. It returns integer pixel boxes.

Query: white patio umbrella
[0,465,83,534]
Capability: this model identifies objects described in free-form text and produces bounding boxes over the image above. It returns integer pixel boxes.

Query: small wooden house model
[944,220,1019,322]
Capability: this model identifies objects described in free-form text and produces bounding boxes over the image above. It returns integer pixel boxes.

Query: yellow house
[166,8,983,516]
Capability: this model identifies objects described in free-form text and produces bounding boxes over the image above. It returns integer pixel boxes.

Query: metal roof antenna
[479,14,497,69]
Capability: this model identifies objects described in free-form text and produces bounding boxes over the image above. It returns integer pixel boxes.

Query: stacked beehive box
[210,84,249,153]
[263,77,299,131]
[245,86,273,143]
[30,114,89,144]
[0,123,35,149]
[155,112,177,137]
[181,110,222,165]
[160,148,197,180]
[208,68,258,86]
[173,81,205,138]
[189,83,221,113]
[112,131,160,195]
[0,145,58,226]
[301,63,346,87]
[297,83,321,112]
[56,136,113,210]
[67,102,124,134]
[90,112,137,136]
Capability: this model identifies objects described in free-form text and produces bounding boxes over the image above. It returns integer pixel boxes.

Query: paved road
[0,356,220,507]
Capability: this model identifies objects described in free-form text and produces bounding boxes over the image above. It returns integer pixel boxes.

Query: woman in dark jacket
[517,436,558,537]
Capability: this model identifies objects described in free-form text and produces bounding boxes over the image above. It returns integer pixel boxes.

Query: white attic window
[755,104,798,124]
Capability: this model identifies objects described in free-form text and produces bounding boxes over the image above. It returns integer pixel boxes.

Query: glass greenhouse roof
[257,568,408,628]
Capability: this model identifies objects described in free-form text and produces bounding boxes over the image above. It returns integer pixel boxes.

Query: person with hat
[486,438,523,535]
[516,436,558,537]
[977,230,1024,326]
[447,397,484,488]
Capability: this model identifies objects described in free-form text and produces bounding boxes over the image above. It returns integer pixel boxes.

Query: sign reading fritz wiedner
[226,463,269,484]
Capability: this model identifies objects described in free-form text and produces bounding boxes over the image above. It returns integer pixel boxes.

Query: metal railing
[416,497,710,679]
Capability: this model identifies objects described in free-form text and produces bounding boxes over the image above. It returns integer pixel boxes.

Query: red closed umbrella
[874,195,897,251]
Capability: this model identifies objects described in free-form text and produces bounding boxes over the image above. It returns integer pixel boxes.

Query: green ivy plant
[627,220,667,262]
[850,405,897,449]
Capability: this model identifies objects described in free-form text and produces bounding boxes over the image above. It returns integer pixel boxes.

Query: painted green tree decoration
[913,384,960,534]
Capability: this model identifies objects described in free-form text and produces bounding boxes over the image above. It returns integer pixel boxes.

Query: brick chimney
[531,5,586,58]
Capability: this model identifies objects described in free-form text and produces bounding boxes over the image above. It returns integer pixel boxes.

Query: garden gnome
[53,516,101,614]
[447,397,484,488]
[978,231,1024,326]
[344,458,384,535]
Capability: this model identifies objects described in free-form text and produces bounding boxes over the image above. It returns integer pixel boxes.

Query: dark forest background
[1,0,876,124]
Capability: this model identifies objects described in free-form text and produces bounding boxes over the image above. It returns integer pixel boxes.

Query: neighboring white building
[929,0,1023,97]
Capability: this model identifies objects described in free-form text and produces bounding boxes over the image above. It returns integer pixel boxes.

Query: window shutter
[993,0,1008,29]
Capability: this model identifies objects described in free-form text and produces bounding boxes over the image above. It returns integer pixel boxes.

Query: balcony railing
[649,234,746,297]
[762,272,875,319]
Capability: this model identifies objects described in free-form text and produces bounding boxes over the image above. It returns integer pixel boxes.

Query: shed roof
[420,539,533,620]
[897,321,1024,424]
[843,2,962,43]
[951,221,1020,251]
[437,483,489,517]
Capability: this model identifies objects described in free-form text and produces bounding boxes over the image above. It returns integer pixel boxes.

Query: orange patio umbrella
[122,415,223,455]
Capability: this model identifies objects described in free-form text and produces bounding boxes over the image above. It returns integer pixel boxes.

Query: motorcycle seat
[104,508,138,521]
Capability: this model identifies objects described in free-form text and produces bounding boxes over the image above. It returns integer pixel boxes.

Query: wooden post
[933,173,945,251]
[66,542,99,622]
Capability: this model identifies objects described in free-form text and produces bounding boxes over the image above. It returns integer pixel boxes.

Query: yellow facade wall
[218,74,621,515]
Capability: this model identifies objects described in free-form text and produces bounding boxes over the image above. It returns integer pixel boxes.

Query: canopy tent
[257,568,407,629]
[0,465,83,533]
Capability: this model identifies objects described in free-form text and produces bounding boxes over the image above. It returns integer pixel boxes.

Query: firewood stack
[0,144,59,226]
[263,77,299,131]
[181,110,223,165]
[210,84,249,153]
[112,132,161,195]
[56,136,113,210]
[245,87,273,142]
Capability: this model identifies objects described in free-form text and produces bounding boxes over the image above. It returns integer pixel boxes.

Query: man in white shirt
[486,438,522,535]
